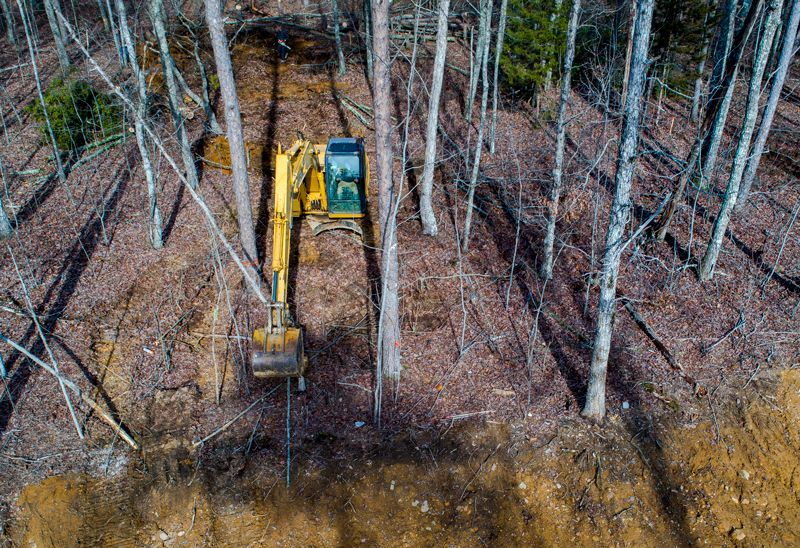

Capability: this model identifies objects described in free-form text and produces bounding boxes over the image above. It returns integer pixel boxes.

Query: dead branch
[0,333,139,450]
[622,299,681,371]
[192,384,280,448]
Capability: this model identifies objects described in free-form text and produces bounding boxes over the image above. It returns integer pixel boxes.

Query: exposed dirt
[6,368,799,545]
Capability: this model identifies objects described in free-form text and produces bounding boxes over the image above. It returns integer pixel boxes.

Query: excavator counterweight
[251,137,369,379]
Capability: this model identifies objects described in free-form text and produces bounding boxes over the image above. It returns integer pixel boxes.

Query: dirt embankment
[6,368,798,546]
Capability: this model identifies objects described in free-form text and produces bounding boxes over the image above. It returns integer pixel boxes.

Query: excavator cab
[324,137,368,218]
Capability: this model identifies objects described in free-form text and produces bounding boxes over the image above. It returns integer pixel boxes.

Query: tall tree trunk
[0,188,10,239]
[461,0,494,252]
[332,0,346,76]
[192,35,224,135]
[464,0,491,122]
[544,0,564,91]
[205,0,259,286]
[736,0,800,211]
[582,0,653,421]
[371,0,400,389]
[620,0,636,109]
[1,0,16,46]
[419,0,450,237]
[115,0,163,249]
[541,0,580,281]
[150,0,199,189]
[96,0,111,33]
[690,0,714,122]
[699,0,782,281]
[17,0,66,184]
[489,0,508,154]
[43,0,70,73]
[104,0,124,66]
[363,0,373,78]
[653,0,762,239]
[701,0,763,185]
[708,0,737,97]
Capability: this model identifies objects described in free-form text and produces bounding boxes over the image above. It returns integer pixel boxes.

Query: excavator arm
[252,139,324,378]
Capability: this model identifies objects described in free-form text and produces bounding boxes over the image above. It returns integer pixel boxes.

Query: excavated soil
[6,368,800,546]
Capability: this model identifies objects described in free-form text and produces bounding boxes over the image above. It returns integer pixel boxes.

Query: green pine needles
[27,78,122,151]
[500,0,569,94]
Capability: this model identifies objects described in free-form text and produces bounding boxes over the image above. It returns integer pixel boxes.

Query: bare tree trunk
[461,0,494,252]
[699,0,782,281]
[173,13,223,134]
[17,0,66,184]
[489,0,508,154]
[150,0,199,189]
[116,0,163,249]
[372,0,400,391]
[96,0,111,33]
[582,0,653,421]
[1,0,16,46]
[736,0,800,211]
[544,0,564,91]
[205,0,259,285]
[103,0,124,66]
[690,1,714,122]
[419,0,450,237]
[653,0,762,239]
[541,0,580,281]
[363,0,373,77]
[620,0,635,109]
[0,191,10,239]
[332,0,346,76]
[464,0,490,122]
[701,0,763,185]
[709,0,737,96]
[43,0,70,73]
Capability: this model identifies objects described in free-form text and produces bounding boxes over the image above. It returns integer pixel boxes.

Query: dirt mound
[6,369,798,546]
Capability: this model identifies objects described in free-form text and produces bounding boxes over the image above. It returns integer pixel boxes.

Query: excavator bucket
[251,327,306,378]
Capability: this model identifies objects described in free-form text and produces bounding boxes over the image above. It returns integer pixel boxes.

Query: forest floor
[1,5,799,546]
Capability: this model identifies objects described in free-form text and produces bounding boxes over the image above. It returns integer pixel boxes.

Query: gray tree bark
[1,0,15,45]
[43,0,70,73]
[690,0,714,122]
[363,0,373,78]
[582,0,653,421]
[419,0,450,237]
[332,0,346,76]
[489,0,508,154]
[699,0,782,281]
[17,0,66,184]
[464,0,491,122]
[701,0,763,185]
[736,0,800,211]
[205,0,259,285]
[115,0,163,249]
[372,0,401,392]
[461,0,494,252]
[150,0,199,189]
[653,0,762,239]
[541,0,580,281]
[0,192,11,239]
[709,0,738,96]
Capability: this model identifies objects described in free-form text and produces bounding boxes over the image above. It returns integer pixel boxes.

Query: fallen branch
[702,312,745,356]
[0,333,139,450]
[192,384,281,448]
[622,299,681,371]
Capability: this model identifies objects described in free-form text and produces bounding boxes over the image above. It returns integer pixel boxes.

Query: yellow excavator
[252,136,369,380]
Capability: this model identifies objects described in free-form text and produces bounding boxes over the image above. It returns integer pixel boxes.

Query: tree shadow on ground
[0,150,133,437]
